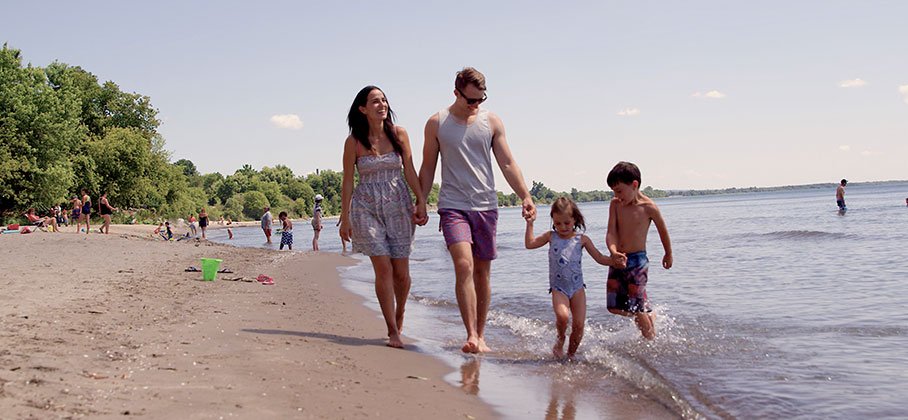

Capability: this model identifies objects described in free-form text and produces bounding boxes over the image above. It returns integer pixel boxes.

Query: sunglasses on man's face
[457,88,487,105]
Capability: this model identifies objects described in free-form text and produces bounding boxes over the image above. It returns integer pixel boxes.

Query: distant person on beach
[226,217,234,239]
[24,208,59,232]
[525,197,626,359]
[198,208,209,239]
[340,85,428,348]
[164,221,173,240]
[905,197,907,207]
[99,192,117,234]
[605,161,672,340]
[336,219,348,252]
[81,189,92,234]
[71,196,83,233]
[279,211,293,250]
[836,179,847,213]
[312,194,323,251]
[418,67,536,353]
[188,214,198,236]
[261,207,273,244]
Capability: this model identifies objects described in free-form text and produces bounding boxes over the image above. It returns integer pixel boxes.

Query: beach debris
[222,276,254,282]
[184,266,201,272]
[217,268,234,273]
[87,310,105,314]
[406,375,428,380]
[81,371,108,379]
[257,274,274,285]
[117,269,134,273]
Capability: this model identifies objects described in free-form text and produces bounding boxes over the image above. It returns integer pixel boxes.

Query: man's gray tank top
[436,108,498,211]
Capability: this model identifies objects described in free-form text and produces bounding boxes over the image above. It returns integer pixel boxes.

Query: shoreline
[0,231,498,418]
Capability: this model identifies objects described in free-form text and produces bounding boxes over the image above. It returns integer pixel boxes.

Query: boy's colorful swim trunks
[607,251,651,313]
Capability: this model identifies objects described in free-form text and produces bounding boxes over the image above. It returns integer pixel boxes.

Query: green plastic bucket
[200,258,222,281]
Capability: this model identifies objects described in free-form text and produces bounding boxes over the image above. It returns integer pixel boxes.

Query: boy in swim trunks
[278,211,293,250]
[605,161,673,340]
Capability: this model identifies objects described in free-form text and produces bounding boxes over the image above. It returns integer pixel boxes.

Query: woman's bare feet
[387,333,404,349]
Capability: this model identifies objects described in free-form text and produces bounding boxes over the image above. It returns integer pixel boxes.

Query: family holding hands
[339,67,672,357]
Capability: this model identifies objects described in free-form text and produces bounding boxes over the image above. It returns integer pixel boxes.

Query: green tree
[241,190,269,220]
[0,45,83,212]
[174,159,199,178]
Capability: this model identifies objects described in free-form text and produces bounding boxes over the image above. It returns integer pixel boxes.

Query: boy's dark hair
[455,67,487,91]
[278,211,288,218]
[840,179,847,185]
[607,161,642,187]
[550,196,586,232]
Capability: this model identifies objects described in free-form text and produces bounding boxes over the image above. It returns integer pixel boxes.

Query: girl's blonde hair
[550,196,586,232]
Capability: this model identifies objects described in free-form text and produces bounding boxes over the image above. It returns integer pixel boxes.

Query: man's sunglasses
[456,88,487,105]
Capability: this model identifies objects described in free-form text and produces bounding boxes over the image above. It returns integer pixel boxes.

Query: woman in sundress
[339,85,428,348]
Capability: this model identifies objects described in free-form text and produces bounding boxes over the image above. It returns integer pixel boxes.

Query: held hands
[611,251,627,269]
[521,197,536,221]
[412,202,428,226]
[662,253,673,269]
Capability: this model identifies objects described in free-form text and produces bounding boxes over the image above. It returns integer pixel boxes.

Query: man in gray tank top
[419,67,536,353]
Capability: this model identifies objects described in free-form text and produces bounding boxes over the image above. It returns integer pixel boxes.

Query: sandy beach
[0,228,497,419]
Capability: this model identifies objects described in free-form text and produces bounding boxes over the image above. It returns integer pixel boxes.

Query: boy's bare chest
[616,206,651,231]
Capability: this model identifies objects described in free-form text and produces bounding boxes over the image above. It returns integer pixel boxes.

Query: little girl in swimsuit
[525,197,626,359]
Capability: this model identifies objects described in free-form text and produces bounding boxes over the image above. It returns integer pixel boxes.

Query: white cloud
[838,78,867,88]
[616,107,640,117]
[270,114,303,130]
[899,85,908,104]
[692,90,726,99]
[838,145,851,152]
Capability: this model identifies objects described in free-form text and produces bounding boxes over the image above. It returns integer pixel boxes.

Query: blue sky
[5,1,907,190]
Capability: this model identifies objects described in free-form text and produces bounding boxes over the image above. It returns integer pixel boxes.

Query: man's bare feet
[477,337,492,353]
[553,335,566,359]
[387,333,404,349]
[461,336,480,353]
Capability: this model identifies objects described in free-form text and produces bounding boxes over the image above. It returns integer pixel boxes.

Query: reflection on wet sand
[545,382,577,420]
[459,357,481,395]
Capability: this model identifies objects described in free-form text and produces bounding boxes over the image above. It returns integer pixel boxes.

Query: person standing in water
[312,194,323,251]
[261,207,273,244]
[836,179,847,213]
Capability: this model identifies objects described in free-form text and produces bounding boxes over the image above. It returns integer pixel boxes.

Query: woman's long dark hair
[346,85,403,155]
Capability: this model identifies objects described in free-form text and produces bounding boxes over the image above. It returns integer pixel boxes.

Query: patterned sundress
[350,152,415,258]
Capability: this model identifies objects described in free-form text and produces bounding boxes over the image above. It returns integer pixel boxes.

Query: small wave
[411,294,457,308]
[760,230,853,240]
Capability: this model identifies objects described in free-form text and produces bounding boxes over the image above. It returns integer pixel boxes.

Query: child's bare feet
[553,335,566,359]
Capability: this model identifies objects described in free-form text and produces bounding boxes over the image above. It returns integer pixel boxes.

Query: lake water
[211,182,908,419]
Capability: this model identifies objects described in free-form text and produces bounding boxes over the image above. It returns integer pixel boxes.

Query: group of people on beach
[23,189,118,234]
[338,67,673,356]
[259,194,325,251]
